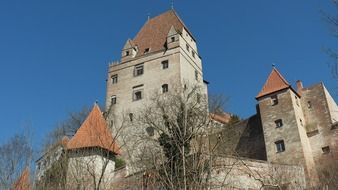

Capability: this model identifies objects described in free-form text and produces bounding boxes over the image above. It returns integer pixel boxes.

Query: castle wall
[210,157,306,190]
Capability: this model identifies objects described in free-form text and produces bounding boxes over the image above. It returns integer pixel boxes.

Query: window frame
[134,64,144,77]
[111,95,117,105]
[133,90,143,101]
[111,74,118,84]
[162,84,169,93]
[161,60,169,69]
[275,119,283,128]
[275,140,285,153]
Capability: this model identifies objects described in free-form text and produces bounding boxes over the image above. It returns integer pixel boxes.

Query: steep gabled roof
[11,168,31,190]
[67,104,121,155]
[133,10,193,57]
[256,67,291,99]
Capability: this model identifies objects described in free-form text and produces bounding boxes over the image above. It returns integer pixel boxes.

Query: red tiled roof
[67,104,121,155]
[133,10,193,57]
[256,67,290,99]
[11,168,31,190]
[210,113,231,124]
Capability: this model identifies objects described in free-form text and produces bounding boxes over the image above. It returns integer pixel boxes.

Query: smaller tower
[256,67,319,187]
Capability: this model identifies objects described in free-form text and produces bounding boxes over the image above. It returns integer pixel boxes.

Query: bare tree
[322,0,338,80]
[36,104,125,190]
[0,133,33,190]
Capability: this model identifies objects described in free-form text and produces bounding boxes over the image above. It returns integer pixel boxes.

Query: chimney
[296,80,303,93]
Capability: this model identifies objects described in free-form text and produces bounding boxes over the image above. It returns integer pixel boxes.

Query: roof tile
[67,104,121,155]
[256,67,290,99]
[133,10,192,57]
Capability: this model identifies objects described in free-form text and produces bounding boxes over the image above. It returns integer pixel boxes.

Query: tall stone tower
[106,10,206,117]
[256,67,319,187]
[105,10,207,174]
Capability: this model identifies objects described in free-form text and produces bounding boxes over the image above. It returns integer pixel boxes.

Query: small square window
[271,95,278,106]
[162,84,168,93]
[111,74,118,84]
[275,140,285,153]
[192,51,195,58]
[322,146,330,154]
[125,51,130,56]
[133,90,143,101]
[195,70,198,81]
[332,122,338,130]
[171,36,175,42]
[144,48,150,54]
[162,60,169,69]
[307,101,312,109]
[186,44,190,52]
[111,95,117,105]
[275,119,283,128]
[134,64,144,76]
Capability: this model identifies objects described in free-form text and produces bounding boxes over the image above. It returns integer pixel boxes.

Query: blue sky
[0,0,336,147]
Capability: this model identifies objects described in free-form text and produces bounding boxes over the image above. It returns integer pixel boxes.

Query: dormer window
[144,48,150,54]
[171,36,175,42]
[125,50,130,56]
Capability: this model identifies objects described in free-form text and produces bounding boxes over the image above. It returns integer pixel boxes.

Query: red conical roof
[256,67,290,99]
[67,104,121,155]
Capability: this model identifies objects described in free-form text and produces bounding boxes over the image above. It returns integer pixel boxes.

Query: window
[332,122,338,130]
[271,95,278,106]
[307,101,312,109]
[275,140,285,153]
[192,51,196,58]
[133,90,142,101]
[275,119,283,128]
[111,95,117,105]
[129,113,133,122]
[111,74,118,84]
[146,127,154,136]
[171,36,175,42]
[295,96,299,106]
[186,44,190,52]
[162,60,169,69]
[322,146,330,154]
[162,84,168,93]
[125,51,130,56]
[144,48,150,54]
[195,70,198,81]
[134,64,144,76]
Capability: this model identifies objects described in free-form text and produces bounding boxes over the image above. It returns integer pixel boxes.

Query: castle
[104,9,338,188]
[32,9,337,189]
